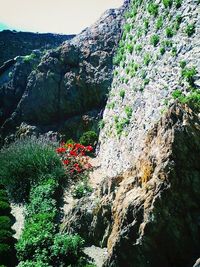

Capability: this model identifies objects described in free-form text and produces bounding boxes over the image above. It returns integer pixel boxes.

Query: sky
[0,0,123,34]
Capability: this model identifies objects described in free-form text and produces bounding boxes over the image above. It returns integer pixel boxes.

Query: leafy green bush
[147,3,159,17]
[175,0,182,8]
[179,60,187,69]
[150,34,160,47]
[156,16,163,30]
[143,53,151,66]
[120,90,125,99]
[98,120,105,129]
[160,47,166,55]
[185,23,195,37]
[181,67,197,85]
[79,131,98,146]
[166,27,174,37]
[51,233,84,266]
[0,201,11,216]
[162,0,173,8]
[125,106,133,119]
[0,138,64,202]
[72,182,93,199]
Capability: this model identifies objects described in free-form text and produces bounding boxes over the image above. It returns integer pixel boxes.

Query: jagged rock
[0,30,75,66]
[0,6,125,142]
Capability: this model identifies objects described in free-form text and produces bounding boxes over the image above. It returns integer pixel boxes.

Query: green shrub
[174,15,182,30]
[179,60,186,69]
[144,19,149,30]
[166,27,174,37]
[79,131,98,146]
[144,78,150,86]
[150,34,160,47]
[181,67,197,85]
[147,3,159,17]
[123,23,132,33]
[127,43,134,54]
[175,0,182,8]
[120,90,125,99]
[0,201,11,216]
[171,47,177,56]
[135,44,142,53]
[98,120,105,129]
[51,233,84,265]
[185,23,195,37]
[115,118,130,136]
[162,0,173,8]
[156,16,163,30]
[0,138,64,202]
[72,182,92,199]
[144,53,151,66]
[160,47,166,55]
[125,106,133,119]
[23,53,36,63]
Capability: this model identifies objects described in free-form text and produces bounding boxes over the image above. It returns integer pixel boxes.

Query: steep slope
[62,0,200,266]
[0,30,75,66]
[0,6,126,144]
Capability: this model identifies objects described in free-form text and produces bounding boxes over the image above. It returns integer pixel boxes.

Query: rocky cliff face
[61,0,200,266]
[0,7,125,143]
[0,30,75,66]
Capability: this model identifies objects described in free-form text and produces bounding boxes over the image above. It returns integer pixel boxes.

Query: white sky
[0,0,123,34]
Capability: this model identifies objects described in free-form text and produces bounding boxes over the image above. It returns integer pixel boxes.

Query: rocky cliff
[0,6,126,144]
[62,0,200,266]
[0,0,200,266]
[0,30,75,66]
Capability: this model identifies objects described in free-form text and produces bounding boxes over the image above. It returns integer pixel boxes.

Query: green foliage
[175,0,182,8]
[144,78,150,86]
[179,60,186,69]
[98,120,105,129]
[156,16,163,30]
[51,233,84,266]
[23,53,36,63]
[0,185,17,266]
[0,138,64,202]
[160,47,166,55]
[127,43,134,54]
[135,44,142,53]
[125,106,133,119]
[143,53,151,66]
[166,27,174,37]
[172,89,200,112]
[162,0,173,8]
[123,23,132,33]
[72,182,92,199]
[171,46,177,56]
[150,34,160,47]
[174,15,182,30]
[115,118,130,136]
[185,23,196,37]
[147,3,159,17]
[181,67,197,85]
[120,90,125,99]
[79,131,98,146]
[144,19,149,31]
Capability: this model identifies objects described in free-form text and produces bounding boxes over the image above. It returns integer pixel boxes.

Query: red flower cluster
[55,142,93,177]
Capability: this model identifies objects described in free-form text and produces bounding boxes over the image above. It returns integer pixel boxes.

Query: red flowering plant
[55,142,93,179]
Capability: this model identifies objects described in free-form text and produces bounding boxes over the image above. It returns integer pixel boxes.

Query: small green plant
[171,46,177,56]
[144,78,150,86]
[72,182,92,199]
[160,47,166,55]
[127,43,134,54]
[123,23,132,33]
[185,23,196,37]
[136,27,143,38]
[79,131,98,146]
[150,34,160,46]
[175,0,182,8]
[166,27,174,37]
[162,0,173,8]
[147,3,159,17]
[107,102,115,110]
[144,53,151,66]
[181,67,197,85]
[98,120,105,129]
[125,106,133,119]
[156,16,163,30]
[120,90,125,99]
[144,19,149,31]
[115,118,130,136]
[179,60,186,69]
[135,44,142,53]
[163,39,173,48]
[174,15,182,30]
[23,53,36,63]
